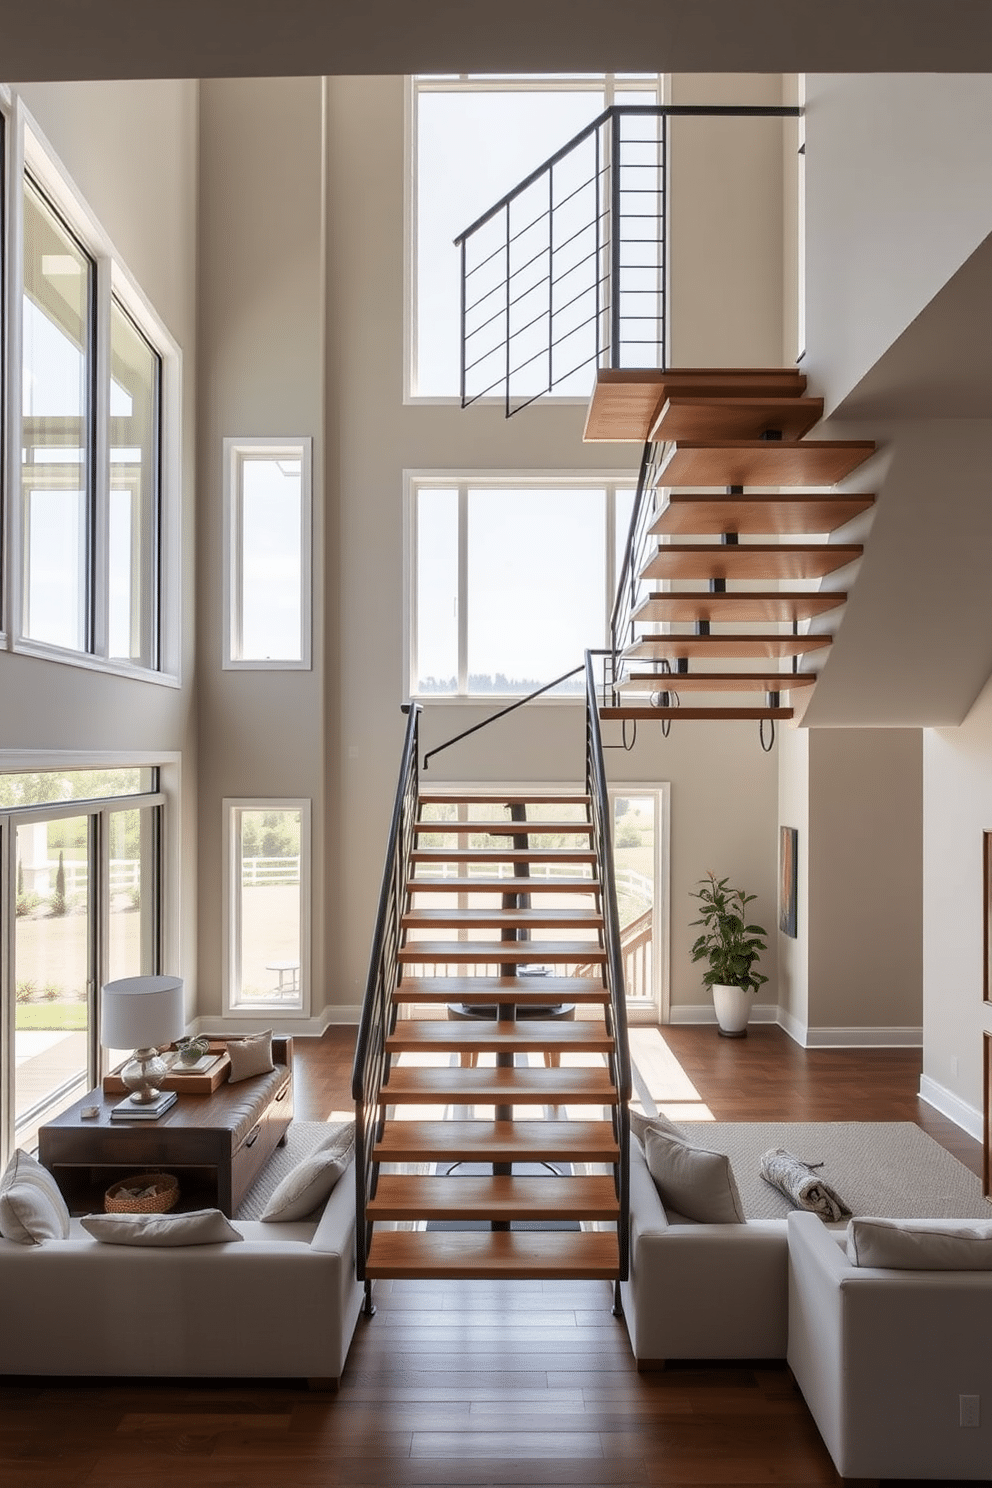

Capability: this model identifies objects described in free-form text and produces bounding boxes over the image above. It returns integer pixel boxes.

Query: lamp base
[120,1047,170,1104]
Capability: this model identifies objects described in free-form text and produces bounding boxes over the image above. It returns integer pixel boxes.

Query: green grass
[16,1002,88,1031]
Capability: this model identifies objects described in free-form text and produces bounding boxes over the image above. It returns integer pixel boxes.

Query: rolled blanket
[759,1147,852,1222]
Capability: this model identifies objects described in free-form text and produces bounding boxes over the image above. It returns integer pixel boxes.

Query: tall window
[225,800,310,1014]
[223,439,312,669]
[408,477,634,697]
[1,766,164,1159]
[411,74,664,398]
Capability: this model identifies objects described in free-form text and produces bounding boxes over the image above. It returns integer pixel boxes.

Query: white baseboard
[800,1024,923,1049]
[919,1074,984,1143]
[668,1002,779,1026]
[190,1005,362,1038]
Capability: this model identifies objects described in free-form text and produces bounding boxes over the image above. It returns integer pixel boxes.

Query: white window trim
[222,797,312,1019]
[3,96,182,687]
[609,781,671,1025]
[404,467,635,703]
[405,73,665,407]
[222,437,313,671]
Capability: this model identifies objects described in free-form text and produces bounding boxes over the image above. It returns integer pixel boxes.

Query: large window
[410,74,663,399]
[225,800,310,1015]
[0,766,165,1159]
[408,476,634,698]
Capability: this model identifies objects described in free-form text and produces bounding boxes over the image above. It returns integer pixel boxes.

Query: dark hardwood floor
[2,1025,981,1486]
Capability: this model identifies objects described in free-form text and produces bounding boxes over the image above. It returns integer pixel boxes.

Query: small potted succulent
[689,871,768,1037]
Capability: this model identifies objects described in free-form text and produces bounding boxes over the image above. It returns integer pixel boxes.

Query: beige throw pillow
[628,1107,684,1146]
[847,1216,992,1270]
[226,1029,275,1083]
[81,1208,243,1246]
[0,1149,71,1244]
[643,1127,745,1224]
[260,1122,356,1222]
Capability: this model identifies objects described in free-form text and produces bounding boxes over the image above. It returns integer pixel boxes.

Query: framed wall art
[779,826,798,938]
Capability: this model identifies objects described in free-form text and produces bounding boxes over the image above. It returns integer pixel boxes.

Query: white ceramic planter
[712,982,752,1038]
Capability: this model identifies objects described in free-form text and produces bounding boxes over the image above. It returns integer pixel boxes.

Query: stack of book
[110,1090,178,1121]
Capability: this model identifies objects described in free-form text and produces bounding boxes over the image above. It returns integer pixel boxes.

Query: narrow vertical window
[227,801,310,1014]
[224,439,312,669]
[109,301,161,668]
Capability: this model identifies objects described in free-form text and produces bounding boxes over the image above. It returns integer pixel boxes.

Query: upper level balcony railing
[454,104,800,416]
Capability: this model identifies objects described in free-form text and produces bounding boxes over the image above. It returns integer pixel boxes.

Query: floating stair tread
[372,1119,619,1164]
[623,635,832,660]
[387,1019,613,1053]
[411,848,597,865]
[657,439,875,487]
[394,976,609,1004]
[402,907,604,929]
[602,705,793,721]
[648,493,874,537]
[648,395,824,443]
[367,1175,620,1222]
[381,1065,619,1104]
[398,940,607,964]
[365,1230,620,1281]
[414,819,592,836]
[632,591,846,623]
[409,876,599,894]
[640,543,862,582]
[620,671,816,692]
[583,367,807,443]
[418,793,590,807]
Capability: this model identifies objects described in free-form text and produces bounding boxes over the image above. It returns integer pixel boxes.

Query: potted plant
[689,871,768,1037]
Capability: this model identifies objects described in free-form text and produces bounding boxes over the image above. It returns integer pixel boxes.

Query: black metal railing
[607,437,667,702]
[422,664,585,773]
[455,104,800,416]
[584,649,632,1280]
[352,703,421,1287]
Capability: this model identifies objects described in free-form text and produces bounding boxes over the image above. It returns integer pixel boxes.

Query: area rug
[236,1120,348,1219]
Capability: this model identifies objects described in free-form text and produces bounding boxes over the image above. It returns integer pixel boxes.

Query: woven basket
[104,1172,179,1214]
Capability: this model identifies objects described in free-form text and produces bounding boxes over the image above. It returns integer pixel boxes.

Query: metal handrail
[352,703,421,1286]
[584,648,632,1281]
[422,664,584,772]
[608,438,667,701]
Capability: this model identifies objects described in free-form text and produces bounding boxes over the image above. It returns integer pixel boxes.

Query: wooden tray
[102,1045,231,1096]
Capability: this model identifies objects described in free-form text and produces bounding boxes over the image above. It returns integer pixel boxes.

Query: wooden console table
[38,1039,294,1217]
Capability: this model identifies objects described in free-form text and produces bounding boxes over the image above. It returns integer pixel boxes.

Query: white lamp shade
[100,976,186,1050]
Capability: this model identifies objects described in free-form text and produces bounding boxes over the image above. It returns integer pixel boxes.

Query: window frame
[404,469,635,703]
[222,437,313,672]
[222,797,312,1019]
[3,97,182,687]
[405,73,666,406]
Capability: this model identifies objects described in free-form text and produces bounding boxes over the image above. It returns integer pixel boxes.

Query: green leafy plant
[689,871,768,992]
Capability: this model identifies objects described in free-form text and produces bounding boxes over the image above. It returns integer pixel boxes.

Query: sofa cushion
[261,1121,355,1222]
[846,1216,992,1270]
[0,1149,71,1244]
[80,1208,243,1246]
[644,1126,745,1224]
[226,1029,275,1083]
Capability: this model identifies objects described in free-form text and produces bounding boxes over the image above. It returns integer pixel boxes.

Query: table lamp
[101,976,186,1105]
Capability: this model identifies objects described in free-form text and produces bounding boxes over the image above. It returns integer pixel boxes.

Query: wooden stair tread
[414,819,592,836]
[367,1175,619,1222]
[382,1065,619,1103]
[640,543,861,582]
[411,848,597,864]
[619,671,816,692]
[623,634,831,659]
[648,395,823,443]
[395,975,609,1003]
[402,907,604,928]
[632,591,845,623]
[583,367,807,443]
[648,492,874,536]
[365,1230,620,1280]
[398,940,607,964]
[602,705,793,721]
[419,793,590,806]
[372,1119,619,1164]
[409,876,599,893]
[387,1019,613,1052]
[657,439,875,487]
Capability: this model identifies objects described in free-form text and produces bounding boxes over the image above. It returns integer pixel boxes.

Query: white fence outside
[241,856,301,887]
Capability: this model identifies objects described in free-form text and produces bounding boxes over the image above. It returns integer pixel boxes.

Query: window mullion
[91,258,111,659]
[92,809,106,1078]
[457,485,468,696]
[0,816,12,1160]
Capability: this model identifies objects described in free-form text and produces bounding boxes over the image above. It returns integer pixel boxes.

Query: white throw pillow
[226,1029,275,1083]
[260,1122,355,1222]
[0,1149,71,1245]
[643,1127,745,1224]
[80,1208,243,1246]
[846,1216,992,1270]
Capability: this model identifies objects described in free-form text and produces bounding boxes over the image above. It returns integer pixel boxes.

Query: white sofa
[0,1157,364,1384]
[788,1211,992,1482]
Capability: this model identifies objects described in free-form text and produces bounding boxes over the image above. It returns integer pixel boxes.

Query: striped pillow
[0,1149,71,1244]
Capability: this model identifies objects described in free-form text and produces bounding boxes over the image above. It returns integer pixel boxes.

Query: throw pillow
[0,1149,71,1245]
[260,1122,356,1222]
[80,1208,243,1246]
[628,1106,684,1146]
[226,1029,275,1083]
[847,1216,992,1270]
[643,1126,745,1224]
